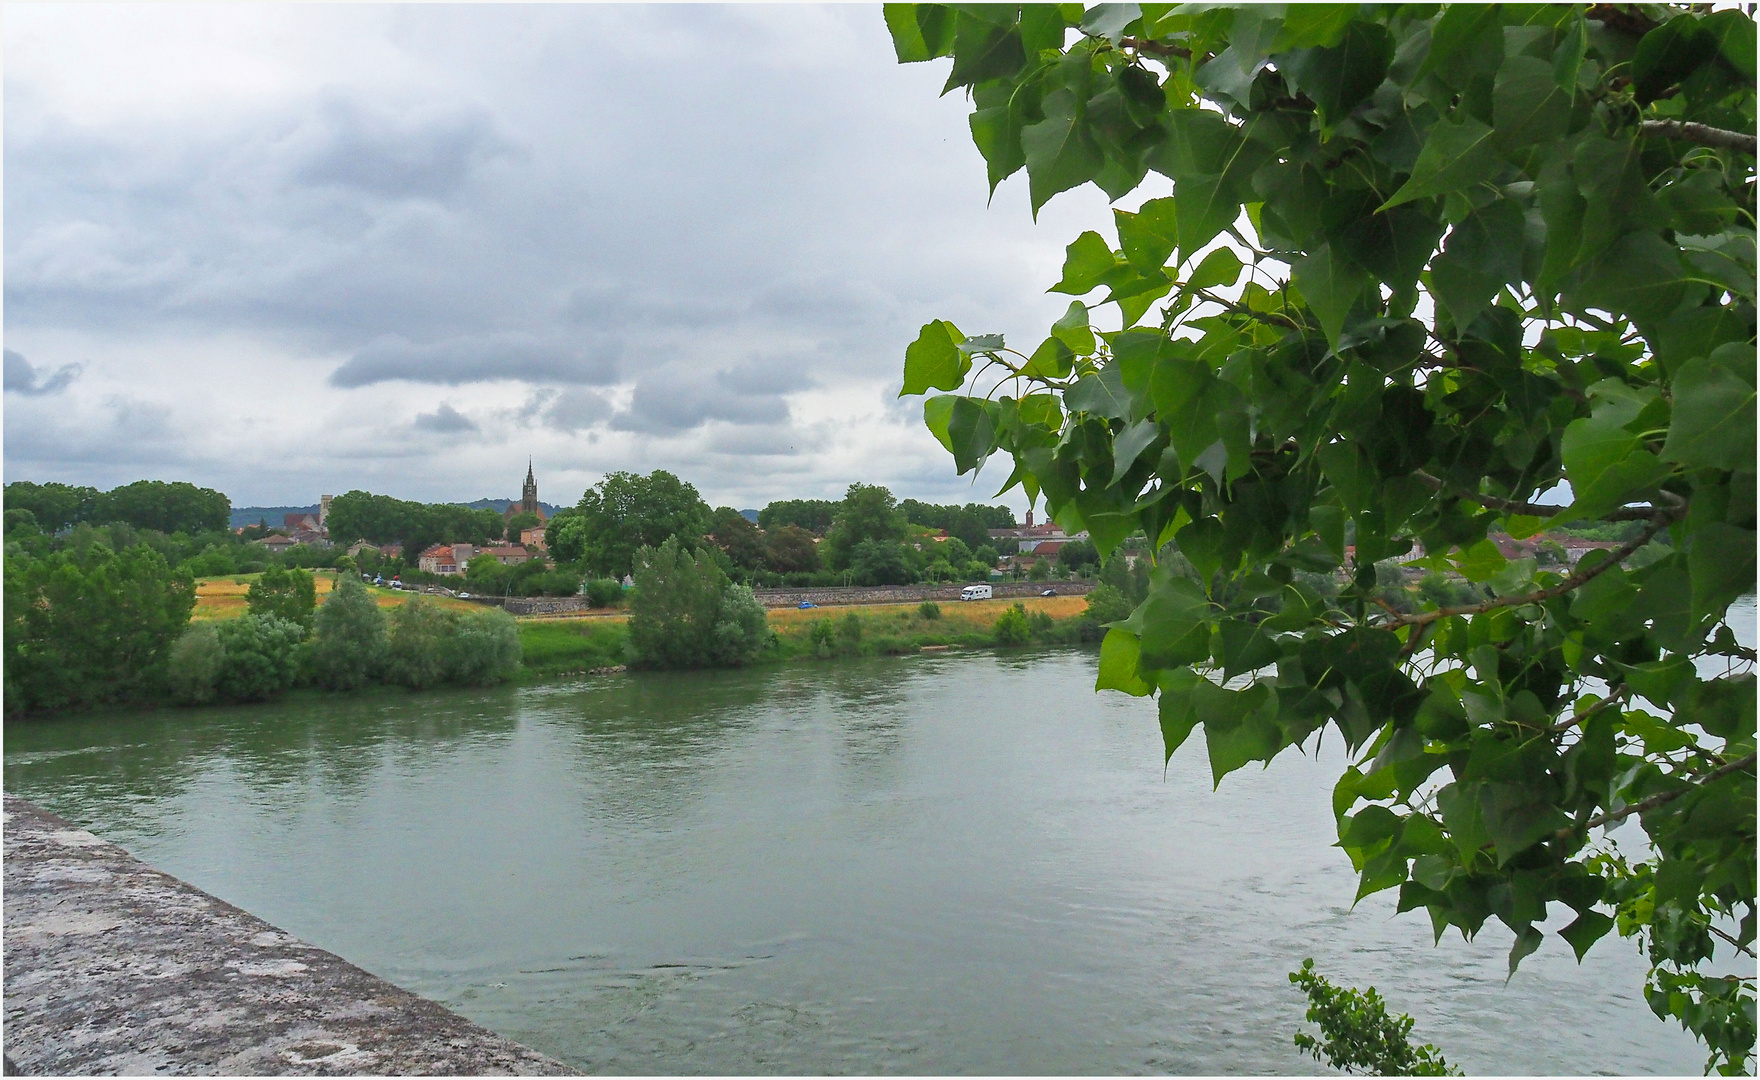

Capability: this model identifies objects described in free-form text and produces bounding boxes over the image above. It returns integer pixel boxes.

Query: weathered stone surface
[2,795,575,1076]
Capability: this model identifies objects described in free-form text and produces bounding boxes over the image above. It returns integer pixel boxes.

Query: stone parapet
[1,795,574,1076]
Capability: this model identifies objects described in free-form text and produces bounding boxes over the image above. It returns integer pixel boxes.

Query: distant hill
[740,508,759,523]
[232,498,560,531]
[462,498,562,517]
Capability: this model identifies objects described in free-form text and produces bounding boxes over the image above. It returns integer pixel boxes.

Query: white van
[960,584,992,601]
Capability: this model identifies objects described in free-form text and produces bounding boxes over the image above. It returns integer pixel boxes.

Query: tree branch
[1711,924,1757,960]
[1117,36,1193,60]
[1191,288,1304,331]
[1410,471,1676,522]
[1558,753,1758,839]
[1380,513,1675,629]
[1641,120,1758,156]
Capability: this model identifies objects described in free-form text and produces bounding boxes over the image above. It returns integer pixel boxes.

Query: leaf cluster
[892,3,1756,1069]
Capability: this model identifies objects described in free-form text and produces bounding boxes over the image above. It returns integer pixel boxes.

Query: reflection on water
[8,607,1754,1074]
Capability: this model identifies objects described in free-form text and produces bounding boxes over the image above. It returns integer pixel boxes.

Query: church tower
[507,459,546,524]
[522,459,538,515]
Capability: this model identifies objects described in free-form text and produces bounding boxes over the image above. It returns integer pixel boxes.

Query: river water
[7,604,1753,1074]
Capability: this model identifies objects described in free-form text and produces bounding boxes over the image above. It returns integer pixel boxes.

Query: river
[8,601,1753,1074]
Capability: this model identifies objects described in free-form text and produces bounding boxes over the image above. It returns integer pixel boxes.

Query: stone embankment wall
[1,794,574,1076]
[750,581,1094,608]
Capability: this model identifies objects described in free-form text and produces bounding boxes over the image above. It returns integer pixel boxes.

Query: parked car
[798,601,817,609]
[1040,588,1056,597]
[458,592,473,599]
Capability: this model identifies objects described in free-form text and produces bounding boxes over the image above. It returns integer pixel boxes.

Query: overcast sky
[4,4,1139,511]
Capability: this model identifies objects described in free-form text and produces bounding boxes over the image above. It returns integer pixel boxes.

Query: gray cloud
[412,402,478,433]
[3,5,1093,511]
[330,332,622,387]
[4,348,82,396]
[543,387,613,432]
[610,364,797,434]
[293,97,516,201]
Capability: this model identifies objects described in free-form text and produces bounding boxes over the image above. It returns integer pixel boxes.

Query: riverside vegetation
[889,2,1755,1071]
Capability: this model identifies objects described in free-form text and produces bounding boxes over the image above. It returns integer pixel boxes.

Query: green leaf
[1690,523,1758,625]
[947,396,998,474]
[1051,231,1123,295]
[1482,783,1570,867]
[1021,87,1103,216]
[944,14,1027,93]
[1067,367,1133,420]
[901,319,968,396]
[1116,197,1179,273]
[1416,4,1500,80]
[1051,301,1096,354]
[1492,55,1570,155]
[1156,667,1204,760]
[1186,248,1243,292]
[1129,575,1214,669]
[1097,626,1153,696]
[1279,21,1394,127]
[1559,414,1674,522]
[958,333,1004,355]
[1316,441,1374,515]
[1558,910,1615,962]
[884,3,949,62]
[1507,923,1544,976]
[1111,418,1161,485]
[1270,5,1355,51]
[1571,232,1690,326]
[1380,115,1500,211]
[1078,2,1141,44]
[1632,14,1718,104]
[1175,516,1227,582]
[1198,682,1282,786]
[1292,243,1365,351]
[1448,538,1507,583]
[1215,618,1280,681]
[1023,335,1076,379]
[1429,199,1525,330]
[1551,14,1587,92]
[923,394,958,453]
[1661,356,1757,472]
[1702,9,1757,81]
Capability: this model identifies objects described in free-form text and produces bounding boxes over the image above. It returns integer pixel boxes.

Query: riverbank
[515,594,1099,678]
[1,794,573,1076]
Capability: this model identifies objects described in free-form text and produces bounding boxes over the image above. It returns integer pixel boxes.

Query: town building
[520,525,546,551]
[417,543,476,576]
[258,534,299,556]
[479,544,533,566]
[986,508,1089,554]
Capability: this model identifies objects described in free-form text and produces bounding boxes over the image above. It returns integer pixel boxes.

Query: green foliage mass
[709,506,769,571]
[573,471,712,580]
[824,483,911,571]
[628,536,775,669]
[993,602,1033,644]
[765,524,823,573]
[212,614,308,704]
[247,565,317,626]
[4,541,196,714]
[4,479,229,535]
[385,598,522,690]
[308,576,388,691]
[759,499,839,534]
[1289,959,1457,1076]
[325,490,507,553]
[891,3,1756,1070]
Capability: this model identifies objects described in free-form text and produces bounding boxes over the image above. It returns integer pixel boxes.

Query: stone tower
[521,459,538,515]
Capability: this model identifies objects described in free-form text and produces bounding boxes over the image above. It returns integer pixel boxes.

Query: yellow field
[193,574,479,620]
